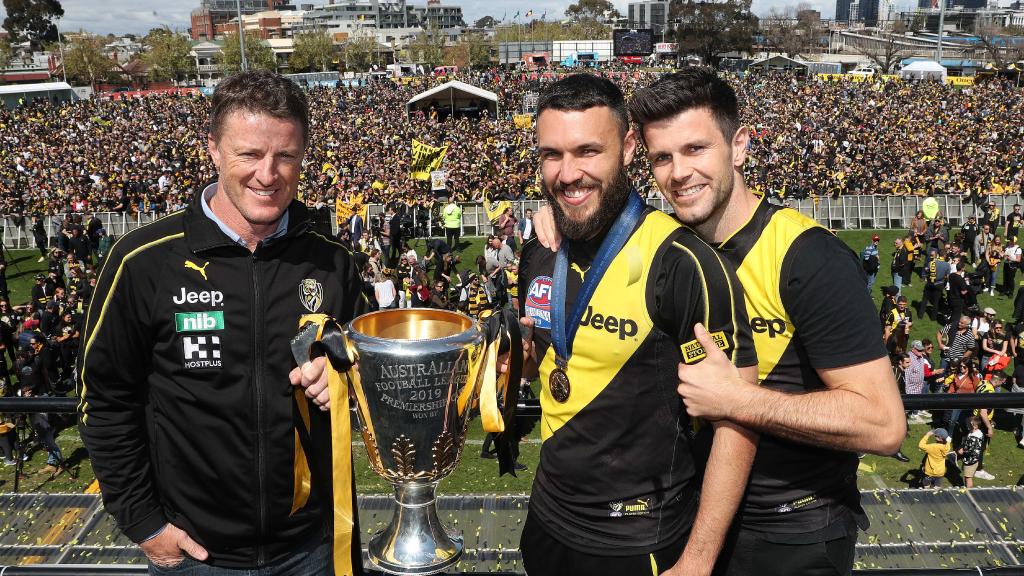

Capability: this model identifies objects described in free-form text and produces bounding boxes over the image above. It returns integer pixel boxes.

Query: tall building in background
[836,0,854,22]
[627,1,670,38]
[191,0,279,40]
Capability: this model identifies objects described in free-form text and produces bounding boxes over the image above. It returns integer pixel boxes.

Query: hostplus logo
[183,336,222,369]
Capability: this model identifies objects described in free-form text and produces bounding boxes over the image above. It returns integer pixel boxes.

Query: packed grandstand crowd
[0,70,1021,221]
[1,68,1024,483]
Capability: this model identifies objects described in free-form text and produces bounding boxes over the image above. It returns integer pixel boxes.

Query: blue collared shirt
[201,182,289,247]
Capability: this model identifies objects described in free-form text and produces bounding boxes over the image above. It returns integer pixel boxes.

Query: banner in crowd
[336,193,368,226]
[411,139,448,180]
[431,169,447,191]
[483,198,511,224]
[946,76,975,86]
[513,114,534,129]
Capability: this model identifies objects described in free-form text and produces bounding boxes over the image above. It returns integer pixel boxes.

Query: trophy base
[368,482,464,575]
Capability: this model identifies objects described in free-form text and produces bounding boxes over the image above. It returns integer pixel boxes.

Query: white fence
[1,195,1013,249]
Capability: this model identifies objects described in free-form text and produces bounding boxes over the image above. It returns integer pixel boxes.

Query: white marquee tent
[406,80,499,118]
[899,60,947,82]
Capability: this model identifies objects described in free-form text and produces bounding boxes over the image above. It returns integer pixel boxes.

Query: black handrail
[2,393,1023,417]
[0,565,1020,575]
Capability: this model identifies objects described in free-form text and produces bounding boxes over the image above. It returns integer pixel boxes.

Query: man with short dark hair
[533,68,904,576]
[519,74,758,576]
[79,70,367,575]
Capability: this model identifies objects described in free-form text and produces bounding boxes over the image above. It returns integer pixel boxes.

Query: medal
[549,192,646,404]
[549,367,571,403]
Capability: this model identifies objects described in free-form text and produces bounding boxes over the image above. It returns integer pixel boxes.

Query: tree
[467,36,493,67]
[409,30,445,69]
[218,31,276,73]
[143,27,195,83]
[758,4,823,58]
[2,0,63,50]
[63,32,113,89]
[0,40,13,75]
[473,16,498,29]
[340,35,379,72]
[565,0,619,21]
[671,0,756,65]
[974,21,1024,70]
[289,29,335,73]
[493,20,610,42]
[852,34,907,73]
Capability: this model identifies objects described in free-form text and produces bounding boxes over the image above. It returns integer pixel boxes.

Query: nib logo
[175,311,224,332]
[183,335,222,369]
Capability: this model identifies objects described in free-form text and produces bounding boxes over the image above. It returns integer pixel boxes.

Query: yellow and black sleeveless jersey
[715,196,887,534]
[519,207,756,556]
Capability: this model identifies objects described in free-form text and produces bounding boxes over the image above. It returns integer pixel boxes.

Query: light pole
[237,0,248,71]
[55,19,67,83]
[936,0,946,63]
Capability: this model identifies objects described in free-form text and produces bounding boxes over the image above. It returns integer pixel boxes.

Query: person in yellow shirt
[918,428,952,489]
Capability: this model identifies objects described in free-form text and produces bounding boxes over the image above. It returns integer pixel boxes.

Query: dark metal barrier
[2,392,1022,422]
[0,566,1022,575]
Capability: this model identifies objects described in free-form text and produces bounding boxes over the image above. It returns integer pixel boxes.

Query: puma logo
[571,263,589,282]
[185,260,210,281]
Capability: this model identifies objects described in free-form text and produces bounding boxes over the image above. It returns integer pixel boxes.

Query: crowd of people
[0,67,1022,485]
[0,70,1021,223]
[876,204,1024,487]
[0,213,101,474]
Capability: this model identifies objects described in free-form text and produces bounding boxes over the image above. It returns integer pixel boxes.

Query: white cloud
[1,0,194,36]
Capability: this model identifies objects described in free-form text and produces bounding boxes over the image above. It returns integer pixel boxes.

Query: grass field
[2,228,1023,495]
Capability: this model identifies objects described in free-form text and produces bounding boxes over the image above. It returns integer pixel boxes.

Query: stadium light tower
[935,0,946,63]
[237,0,249,71]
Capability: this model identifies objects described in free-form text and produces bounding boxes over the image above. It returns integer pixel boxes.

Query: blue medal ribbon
[551,191,646,370]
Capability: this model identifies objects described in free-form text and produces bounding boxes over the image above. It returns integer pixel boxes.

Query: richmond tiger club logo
[300,279,323,313]
[525,276,553,330]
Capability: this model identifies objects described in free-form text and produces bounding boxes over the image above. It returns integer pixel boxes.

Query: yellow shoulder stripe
[79,232,185,422]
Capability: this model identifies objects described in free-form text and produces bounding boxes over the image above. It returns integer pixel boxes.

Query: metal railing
[2,394,1024,575]
[2,194,1015,251]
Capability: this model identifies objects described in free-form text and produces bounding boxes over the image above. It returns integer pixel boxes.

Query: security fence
[1,194,1018,250]
[3,395,1024,574]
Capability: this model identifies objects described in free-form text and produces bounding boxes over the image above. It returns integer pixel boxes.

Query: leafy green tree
[409,31,445,69]
[565,0,619,21]
[2,0,63,50]
[473,16,498,29]
[289,29,335,72]
[143,27,195,82]
[341,35,379,71]
[0,40,13,75]
[493,20,610,42]
[671,0,756,65]
[467,36,493,67]
[218,31,276,73]
[63,32,113,89]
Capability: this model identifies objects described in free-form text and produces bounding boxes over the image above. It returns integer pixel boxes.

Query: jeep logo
[173,287,225,307]
[579,306,638,340]
[751,316,787,338]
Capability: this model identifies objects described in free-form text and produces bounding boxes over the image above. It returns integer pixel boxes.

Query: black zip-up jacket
[78,191,367,568]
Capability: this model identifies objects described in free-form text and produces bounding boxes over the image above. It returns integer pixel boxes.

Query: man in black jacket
[947,260,970,332]
[78,70,368,574]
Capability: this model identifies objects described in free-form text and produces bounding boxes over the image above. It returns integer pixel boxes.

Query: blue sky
[6,0,856,37]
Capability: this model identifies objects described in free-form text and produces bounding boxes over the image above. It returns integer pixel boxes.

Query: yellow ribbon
[292,314,355,576]
[475,310,510,434]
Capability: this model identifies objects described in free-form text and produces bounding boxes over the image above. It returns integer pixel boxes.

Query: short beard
[545,169,632,242]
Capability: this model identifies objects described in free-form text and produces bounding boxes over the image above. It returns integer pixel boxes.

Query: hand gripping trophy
[292,308,521,575]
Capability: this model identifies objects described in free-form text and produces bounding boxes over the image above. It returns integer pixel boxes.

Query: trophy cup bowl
[344,308,488,575]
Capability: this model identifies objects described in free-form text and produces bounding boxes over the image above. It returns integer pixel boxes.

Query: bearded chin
[545,170,633,242]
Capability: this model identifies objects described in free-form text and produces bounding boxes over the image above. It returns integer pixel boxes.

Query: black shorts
[519,510,687,576]
[713,526,857,576]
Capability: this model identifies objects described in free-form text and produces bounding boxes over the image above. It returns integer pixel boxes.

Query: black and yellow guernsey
[715,195,887,536]
[519,206,757,556]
